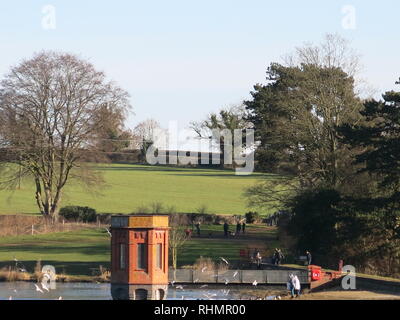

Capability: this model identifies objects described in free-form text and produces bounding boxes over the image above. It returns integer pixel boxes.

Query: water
[0,282,277,300]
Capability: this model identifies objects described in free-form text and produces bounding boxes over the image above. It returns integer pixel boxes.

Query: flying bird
[220,257,229,265]
[105,228,112,237]
[200,284,208,288]
[203,293,216,300]
[252,280,258,286]
[221,289,230,296]
[34,284,44,294]
[176,285,184,290]
[201,267,207,273]
[41,282,50,292]
[233,271,238,278]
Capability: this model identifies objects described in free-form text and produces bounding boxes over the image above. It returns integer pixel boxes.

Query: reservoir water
[0,282,280,300]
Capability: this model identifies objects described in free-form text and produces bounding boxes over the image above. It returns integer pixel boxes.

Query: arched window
[135,289,148,300]
[157,289,165,300]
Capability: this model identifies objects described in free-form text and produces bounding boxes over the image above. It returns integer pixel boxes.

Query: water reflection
[0,282,277,300]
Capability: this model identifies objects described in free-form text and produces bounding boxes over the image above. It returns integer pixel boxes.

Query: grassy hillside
[0,164,278,215]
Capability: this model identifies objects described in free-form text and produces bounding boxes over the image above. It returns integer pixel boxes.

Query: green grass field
[0,164,278,215]
[0,228,110,276]
[0,225,278,276]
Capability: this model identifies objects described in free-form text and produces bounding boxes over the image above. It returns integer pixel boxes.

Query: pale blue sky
[0,0,399,133]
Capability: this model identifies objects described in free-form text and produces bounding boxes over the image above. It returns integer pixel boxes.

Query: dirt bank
[298,288,400,300]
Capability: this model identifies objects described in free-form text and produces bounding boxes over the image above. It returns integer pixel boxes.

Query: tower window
[119,243,126,270]
[156,243,163,269]
[137,243,147,270]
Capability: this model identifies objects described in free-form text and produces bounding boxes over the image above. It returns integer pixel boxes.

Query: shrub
[245,211,260,224]
[196,204,208,214]
[59,206,97,223]
[193,257,216,271]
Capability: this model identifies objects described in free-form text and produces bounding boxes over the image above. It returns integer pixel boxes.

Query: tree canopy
[245,63,363,188]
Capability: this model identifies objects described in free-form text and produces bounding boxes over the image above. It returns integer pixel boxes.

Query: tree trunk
[34,177,46,216]
[171,247,177,269]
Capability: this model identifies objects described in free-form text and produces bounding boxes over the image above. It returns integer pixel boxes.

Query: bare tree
[134,119,161,143]
[0,52,131,222]
[133,119,161,161]
[283,33,376,97]
[285,34,361,76]
[168,214,188,269]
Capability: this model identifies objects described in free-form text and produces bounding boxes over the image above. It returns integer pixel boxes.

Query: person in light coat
[293,275,301,297]
[287,274,295,298]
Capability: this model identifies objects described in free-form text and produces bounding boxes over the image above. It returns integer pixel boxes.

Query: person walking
[185,228,192,239]
[306,250,312,266]
[242,222,246,234]
[273,249,278,265]
[273,249,279,265]
[287,274,295,298]
[274,248,284,265]
[223,222,229,237]
[195,222,201,236]
[293,275,301,297]
[255,251,262,269]
[236,222,241,235]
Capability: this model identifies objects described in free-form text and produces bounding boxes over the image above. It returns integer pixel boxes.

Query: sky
[0,0,399,150]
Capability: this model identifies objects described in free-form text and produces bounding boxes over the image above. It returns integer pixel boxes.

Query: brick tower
[110,215,169,300]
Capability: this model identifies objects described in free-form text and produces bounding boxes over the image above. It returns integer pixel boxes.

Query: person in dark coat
[223,222,229,237]
[306,250,312,265]
[274,248,284,265]
[242,222,246,234]
[236,222,241,235]
[195,222,201,236]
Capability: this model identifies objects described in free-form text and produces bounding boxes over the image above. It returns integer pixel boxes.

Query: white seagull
[105,228,112,237]
[41,282,50,292]
[34,283,44,294]
[252,280,258,286]
[203,293,216,300]
[201,267,207,273]
[220,257,229,265]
